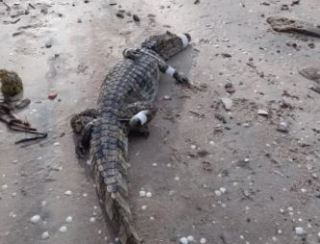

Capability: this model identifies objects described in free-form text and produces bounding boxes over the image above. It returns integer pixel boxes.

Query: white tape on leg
[178,34,190,48]
[165,66,176,77]
[133,110,148,125]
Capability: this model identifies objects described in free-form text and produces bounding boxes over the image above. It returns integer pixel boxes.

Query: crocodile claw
[174,72,190,86]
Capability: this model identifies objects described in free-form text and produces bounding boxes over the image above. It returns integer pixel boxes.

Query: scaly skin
[70,31,191,244]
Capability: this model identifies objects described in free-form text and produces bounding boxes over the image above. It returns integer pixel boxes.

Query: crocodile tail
[92,120,141,244]
[94,160,141,244]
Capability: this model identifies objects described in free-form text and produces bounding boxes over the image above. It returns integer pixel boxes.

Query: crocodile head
[141,31,191,60]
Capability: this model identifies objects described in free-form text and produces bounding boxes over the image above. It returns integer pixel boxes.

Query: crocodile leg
[70,109,100,157]
[119,101,157,135]
[158,62,190,86]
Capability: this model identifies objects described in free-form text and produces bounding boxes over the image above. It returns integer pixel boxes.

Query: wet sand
[1,0,320,243]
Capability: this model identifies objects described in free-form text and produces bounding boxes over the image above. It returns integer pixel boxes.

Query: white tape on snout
[133,111,148,125]
[165,66,176,77]
[178,34,189,48]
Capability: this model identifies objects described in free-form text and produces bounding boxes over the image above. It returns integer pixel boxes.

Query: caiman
[70,31,191,244]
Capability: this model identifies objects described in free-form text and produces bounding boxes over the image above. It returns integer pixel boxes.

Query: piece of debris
[257,109,269,117]
[133,14,140,22]
[197,149,209,157]
[310,85,320,94]
[116,11,125,19]
[225,83,235,94]
[299,67,320,83]
[291,0,300,6]
[215,113,227,124]
[194,0,200,4]
[267,17,320,38]
[221,97,233,111]
[280,4,289,11]
[48,92,58,100]
[221,53,232,58]
[277,121,289,133]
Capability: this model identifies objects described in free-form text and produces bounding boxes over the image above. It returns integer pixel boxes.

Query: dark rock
[116,11,125,18]
[225,82,235,94]
[133,14,140,22]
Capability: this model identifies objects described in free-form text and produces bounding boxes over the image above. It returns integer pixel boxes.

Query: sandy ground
[1,0,320,244]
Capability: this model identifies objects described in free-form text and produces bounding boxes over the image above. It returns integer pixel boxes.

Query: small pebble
[187,235,194,242]
[41,231,50,240]
[215,190,222,196]
[139,190,146,197]
[200,238,207,244]
[59,225,67,233]
[179,237,188,244]
[90,217,96,222]
[30,215,41,224]
[141,205,147,210]
[174,176,180,181]
[146,192,152,198]
[1,184,8,190]
[295,227,305,236]
[65,216,73,223]
[64,190,72,196]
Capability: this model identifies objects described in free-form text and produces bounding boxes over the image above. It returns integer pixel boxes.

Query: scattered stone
[187,236,194,242]
[257,109,269,117]
[194,0,200,4]
[65,216,73,223]
[139,190,146,197]
[64,190,72,196]
[197,149,209,157]
[179,237,188,244]
[141,205,147,210]
[163,95,171,100]
[281,4,289,11]
[133,14,140,22]
[200,238,207,244]
[90,217,96,222]
[295,226,305,236]
[1,184,8,190]
[45,40,52,48]
[291,0,300,5]
[59,225,67,233]
[116,11,125,18]
[225,83,235,94]
[277,121,289,133]
[221,53,232,58]
[48,92,58,100]
[41,231,49,240]
[221,97,233,111]
[146,192,152,198]
[30,215,41,224]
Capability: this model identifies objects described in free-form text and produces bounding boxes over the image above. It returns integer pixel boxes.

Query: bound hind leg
[119,102,157,136]
[70,109,99,157]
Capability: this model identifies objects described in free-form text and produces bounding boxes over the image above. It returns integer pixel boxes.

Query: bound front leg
[159,63,190,86]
